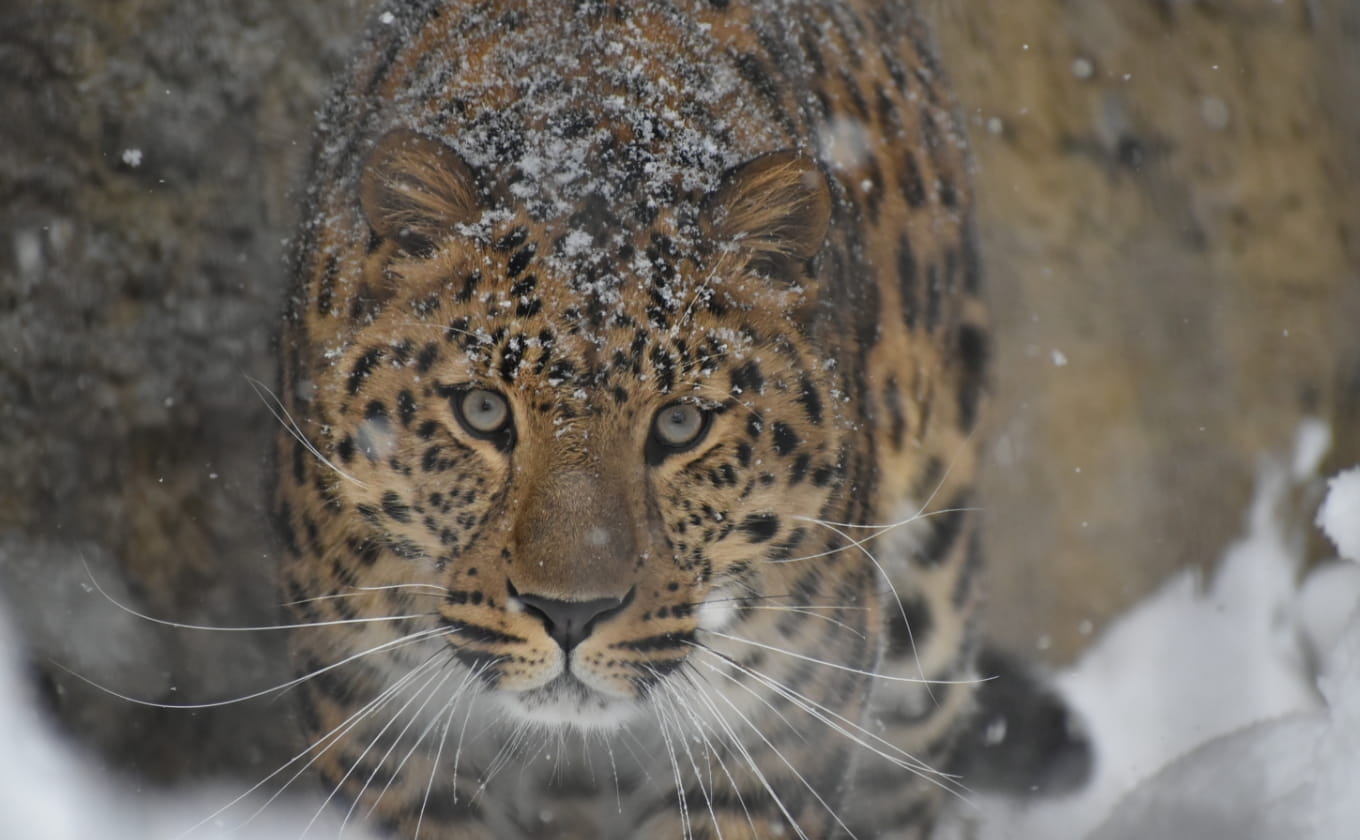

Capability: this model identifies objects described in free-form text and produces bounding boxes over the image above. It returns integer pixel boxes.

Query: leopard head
[289,128,846,729]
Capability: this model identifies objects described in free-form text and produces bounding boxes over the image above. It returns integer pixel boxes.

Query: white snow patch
[561,229,594,258]
[1317,466,1360,563]
[121,148,143,167]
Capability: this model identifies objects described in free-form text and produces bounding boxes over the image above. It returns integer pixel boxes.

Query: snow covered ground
[956,421,1360,840]
[2,421,1357,839]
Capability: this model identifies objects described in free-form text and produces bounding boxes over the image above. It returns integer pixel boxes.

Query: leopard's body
[276,1,987,837]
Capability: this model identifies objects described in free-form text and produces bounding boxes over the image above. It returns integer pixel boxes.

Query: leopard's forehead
[378,213,803,406]
[325,1,798,234]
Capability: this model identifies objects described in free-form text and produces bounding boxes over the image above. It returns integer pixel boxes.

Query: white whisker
[244,373,366,489]
[651,671,720,838]
[677,664,811,840]
[701,629,984,686]
[690,644,964,791]
[415,662,488,839]
[172,647,444,840]
[648,681,693,840]
[81,557,432,633]
[309,657,448,837]
[55,624,451,712]
[283,582,452,607]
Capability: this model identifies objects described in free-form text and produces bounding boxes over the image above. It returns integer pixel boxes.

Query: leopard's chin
[499,673,641,731]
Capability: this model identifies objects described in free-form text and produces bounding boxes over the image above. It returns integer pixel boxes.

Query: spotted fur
[277,1,986,837]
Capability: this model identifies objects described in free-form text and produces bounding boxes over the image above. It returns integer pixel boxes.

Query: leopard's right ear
[359,129,483,252]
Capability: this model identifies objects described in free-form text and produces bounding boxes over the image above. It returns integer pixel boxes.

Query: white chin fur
[498,677,640,732]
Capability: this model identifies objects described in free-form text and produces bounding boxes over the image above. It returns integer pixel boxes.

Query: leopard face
[300,132,846,731]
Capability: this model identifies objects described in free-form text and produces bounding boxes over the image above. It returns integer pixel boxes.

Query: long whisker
[670,667,760,838]
[451,679,490,805]
[310,655,446,837]
[650,670,720,838]
[700,629,983,686]
[414,662,488,839]
[698,661,856,840]
[81,558,434,633]
[374,658,482,823]
[601,726,624,818]
[326,658,452,836]
[676,663,810,840]
[735,605,867,637]
[773,505,978,566]
[789,505,982,532]
[648,680,693,840]
[477,715,531,795]
[689,643,962,789]
[53,625,451,711]
[283,582,452,607]
[785,514,937,701]
[171,645,445,840]
[252,654,444,838]
[244,373,366,489]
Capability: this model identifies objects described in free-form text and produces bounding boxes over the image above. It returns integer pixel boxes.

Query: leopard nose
[512,586,634,652]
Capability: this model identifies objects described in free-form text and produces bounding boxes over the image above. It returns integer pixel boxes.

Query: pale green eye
[459,388,509,434]
[653,403,706,448]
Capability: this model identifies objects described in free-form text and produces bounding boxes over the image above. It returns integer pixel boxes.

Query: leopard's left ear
[359,129,484,253]
[702,151,832,268]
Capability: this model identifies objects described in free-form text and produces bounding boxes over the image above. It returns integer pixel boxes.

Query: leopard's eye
[455,388,510,436]
[652,402,709,450]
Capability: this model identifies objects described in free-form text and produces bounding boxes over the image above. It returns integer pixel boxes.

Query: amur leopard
[276,1,991,837]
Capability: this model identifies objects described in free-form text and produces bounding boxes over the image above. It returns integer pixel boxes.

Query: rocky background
[1,0,1357,793]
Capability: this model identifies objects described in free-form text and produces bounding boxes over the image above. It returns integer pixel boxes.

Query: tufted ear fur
[359,129,483,252]
[702,151,832,269]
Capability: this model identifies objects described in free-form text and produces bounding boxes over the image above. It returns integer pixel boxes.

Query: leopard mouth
[502,673,639,730]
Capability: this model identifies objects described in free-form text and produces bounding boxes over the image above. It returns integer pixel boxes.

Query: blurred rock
[929,0,1360,663]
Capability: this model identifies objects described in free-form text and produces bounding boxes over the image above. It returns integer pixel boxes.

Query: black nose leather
[515,588,632,652]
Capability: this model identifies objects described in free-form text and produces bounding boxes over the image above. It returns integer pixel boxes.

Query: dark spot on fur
[507,246,535,277]
[957,323,989,431]
[797,375,823,424]
[900,150,927,208]
[381,491,412,523]
[739,513,779,543]
[772,422,799,456]
[347,348,384,395]
[730,361,764,395]
[886,592,933,656]
[918,493,970,567]
[397,390,417,427]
